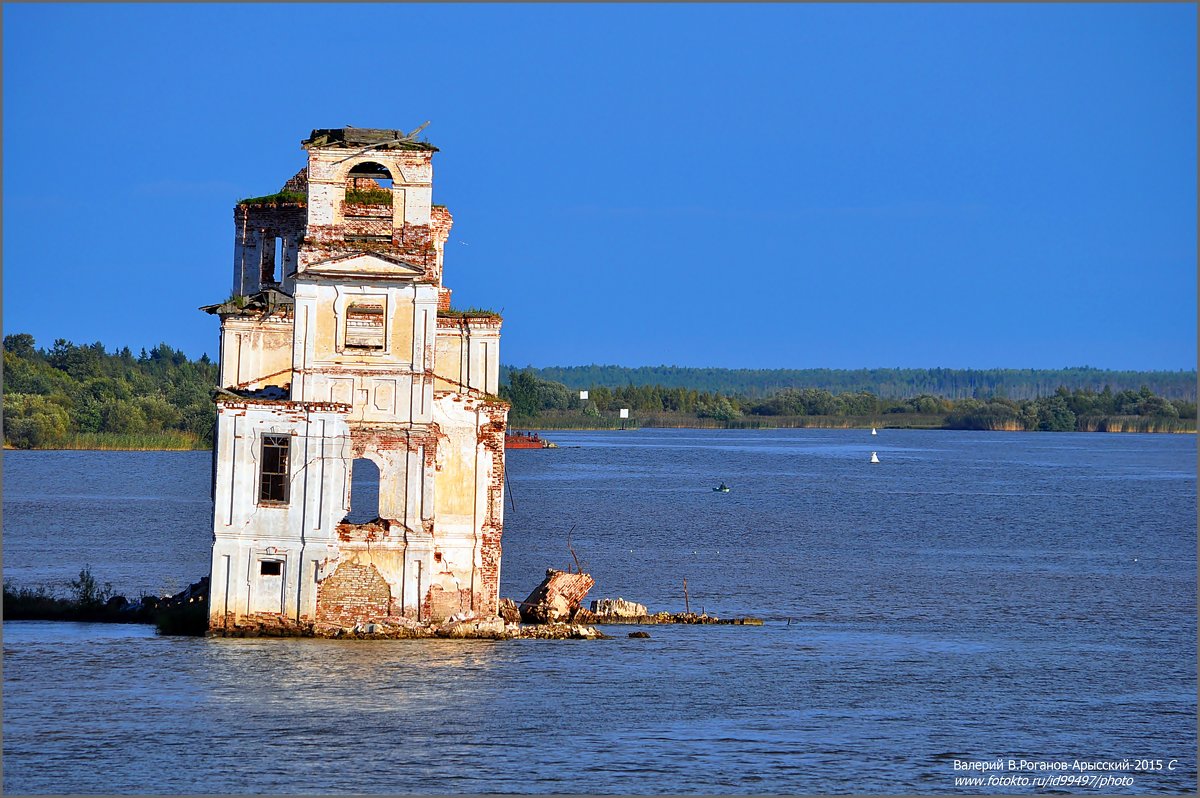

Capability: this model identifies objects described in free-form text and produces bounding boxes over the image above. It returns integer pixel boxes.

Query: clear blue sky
[3,4,1195,370]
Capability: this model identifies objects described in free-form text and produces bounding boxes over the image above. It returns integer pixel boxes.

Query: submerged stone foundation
[208,612,608,640]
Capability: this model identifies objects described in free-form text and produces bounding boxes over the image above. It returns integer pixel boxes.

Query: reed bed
[50,431,203,451]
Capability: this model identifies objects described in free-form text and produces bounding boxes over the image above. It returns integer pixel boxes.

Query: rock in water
[436,615,507,639]
[520,568,595,624]
[590,597,648,618]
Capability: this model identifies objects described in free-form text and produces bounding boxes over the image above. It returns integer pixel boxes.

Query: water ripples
[3,429,1196,793]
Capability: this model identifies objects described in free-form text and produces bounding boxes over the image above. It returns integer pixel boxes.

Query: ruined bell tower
[203,127,508,633]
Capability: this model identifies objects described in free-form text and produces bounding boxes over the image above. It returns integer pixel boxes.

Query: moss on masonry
[238,191,307,206]
[439,307,502,320]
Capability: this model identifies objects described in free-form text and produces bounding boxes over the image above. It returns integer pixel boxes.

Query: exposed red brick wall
[476,402,508,614]
[316,562,393,626]
[343,217,394,239]
[431,205,453,247]
[235,204,307,240]
[434,316,502,331]
[345,176,387,191]
[300,223,439,283]
[438,288,452,311]
[282,168,308,193]
[427,585,471,622]
[342,203,392,218]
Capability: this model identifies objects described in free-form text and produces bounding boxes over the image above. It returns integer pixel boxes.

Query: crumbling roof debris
[302,127,438,152]
[200,287,295,316]
[215,384,290,402]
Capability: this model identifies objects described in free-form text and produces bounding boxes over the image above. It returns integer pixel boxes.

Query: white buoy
[871,427,877,435]
[870,451,880,464]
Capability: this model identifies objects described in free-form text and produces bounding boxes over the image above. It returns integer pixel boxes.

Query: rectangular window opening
[258,435,290,504]
[345,301,386,350]
[260,560,282,576]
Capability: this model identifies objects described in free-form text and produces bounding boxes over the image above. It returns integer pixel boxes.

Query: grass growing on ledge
[344,188,393,205]
[439,307,502,320]
[238,190,307,206]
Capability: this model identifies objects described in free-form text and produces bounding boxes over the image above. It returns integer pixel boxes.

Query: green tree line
[507,364,1198,402]
[501,369,1197,432]
[5,335,1194,448]
[3,333,218,449]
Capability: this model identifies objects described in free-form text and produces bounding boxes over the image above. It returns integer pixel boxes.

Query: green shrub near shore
[3,566,209,635]
[3,566,150,623]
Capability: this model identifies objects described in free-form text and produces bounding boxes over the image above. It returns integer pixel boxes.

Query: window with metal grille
[345,300,385,349]
[258,435,290,504]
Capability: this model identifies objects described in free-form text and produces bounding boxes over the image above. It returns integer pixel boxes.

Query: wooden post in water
[504,466,516,512]
[683,578,690,614]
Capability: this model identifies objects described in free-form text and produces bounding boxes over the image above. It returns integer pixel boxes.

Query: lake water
[3,429,1196,794]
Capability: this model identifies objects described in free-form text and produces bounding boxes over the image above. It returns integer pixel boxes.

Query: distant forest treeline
[500,369,1197,433]
[3,334,1196,449]
[3,334,217,449]
[507,365,1198,402]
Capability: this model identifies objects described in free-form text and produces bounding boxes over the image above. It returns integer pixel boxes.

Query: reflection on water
[3,430,1196,794]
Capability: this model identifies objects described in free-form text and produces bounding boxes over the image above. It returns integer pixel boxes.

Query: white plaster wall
[432,324,501,395]
[431,394,500,600]
[208,402,351,624]
[469,329,502,395]
[292,280,437,424]
[218,318,295,390]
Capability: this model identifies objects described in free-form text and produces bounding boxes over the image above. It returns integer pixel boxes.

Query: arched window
[346,161,393,196]
[347,457,381,523]
[344,162,394,243]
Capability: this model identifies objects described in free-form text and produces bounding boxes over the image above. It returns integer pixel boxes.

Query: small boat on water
[505,431,558,449]
[870,451,880,464]
[871,427,877,435]
[713,482,731,493]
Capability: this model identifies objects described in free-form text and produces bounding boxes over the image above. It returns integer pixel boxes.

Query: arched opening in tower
[344,162,395,243]
[347,161,393,194]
